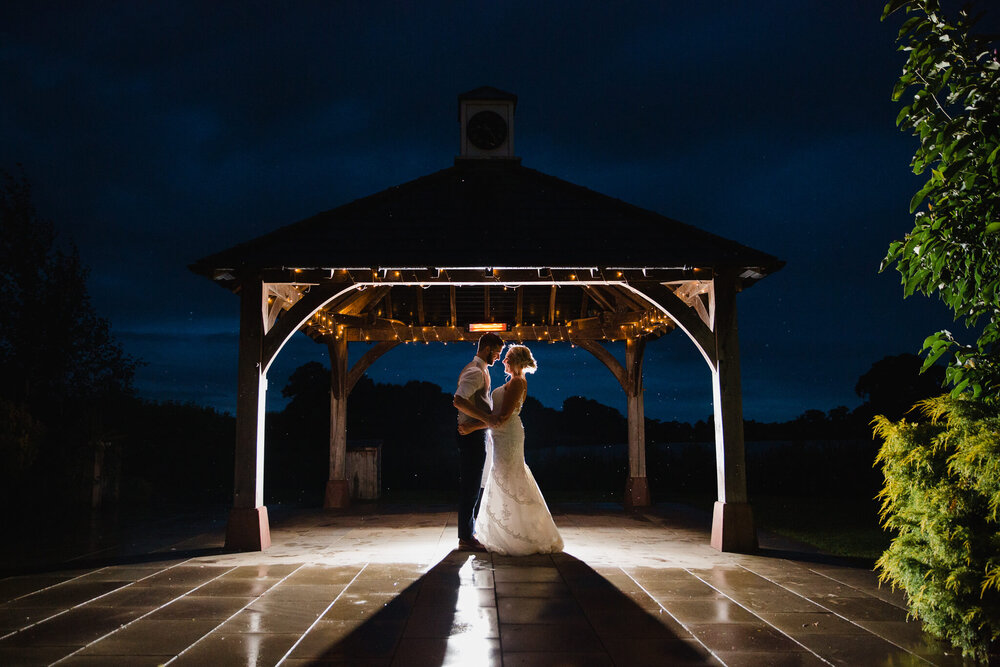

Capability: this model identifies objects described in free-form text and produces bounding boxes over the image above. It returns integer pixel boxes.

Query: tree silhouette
[0,169,138,508]
[855,353,946,421]
[0,170,138,410]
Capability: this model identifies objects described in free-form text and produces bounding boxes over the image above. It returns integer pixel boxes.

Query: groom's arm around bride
[453,335,503,431]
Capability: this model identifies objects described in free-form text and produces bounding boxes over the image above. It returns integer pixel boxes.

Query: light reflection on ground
[0,504,965,665]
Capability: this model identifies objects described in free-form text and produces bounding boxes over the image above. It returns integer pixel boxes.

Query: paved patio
[0,503,981,666]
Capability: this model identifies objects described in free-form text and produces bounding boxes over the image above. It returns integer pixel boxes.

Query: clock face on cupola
[458,86,517,159]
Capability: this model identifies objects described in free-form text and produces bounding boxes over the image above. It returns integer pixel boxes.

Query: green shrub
[874,395,1000,660]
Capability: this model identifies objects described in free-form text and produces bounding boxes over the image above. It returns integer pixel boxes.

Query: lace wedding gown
[475,383,563,556]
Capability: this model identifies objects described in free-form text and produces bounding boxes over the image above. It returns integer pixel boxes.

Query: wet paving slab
[0,503,990,666]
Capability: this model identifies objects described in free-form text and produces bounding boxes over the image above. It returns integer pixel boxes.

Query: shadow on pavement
[295,550,712,665]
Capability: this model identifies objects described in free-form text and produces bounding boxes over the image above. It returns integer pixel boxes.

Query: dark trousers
[457,431,486,541]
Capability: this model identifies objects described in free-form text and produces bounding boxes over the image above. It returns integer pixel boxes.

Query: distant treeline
[259,353,939,505]
[2,353,940,512]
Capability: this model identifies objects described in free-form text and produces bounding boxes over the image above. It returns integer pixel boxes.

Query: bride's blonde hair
[504,345,537,376]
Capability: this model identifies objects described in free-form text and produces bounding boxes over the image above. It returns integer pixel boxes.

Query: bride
[459,345,563,556]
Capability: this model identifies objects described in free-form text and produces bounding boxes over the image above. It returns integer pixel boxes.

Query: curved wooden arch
[623,281,716,367]
[347,341,401,394]
[572,339,627,393]
[262,282,375,374]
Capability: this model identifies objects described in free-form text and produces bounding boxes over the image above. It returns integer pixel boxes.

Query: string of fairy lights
[295,296,674,344]
[258,267,705,345]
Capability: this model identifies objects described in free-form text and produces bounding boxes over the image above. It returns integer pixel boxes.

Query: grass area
[750,495,891,561]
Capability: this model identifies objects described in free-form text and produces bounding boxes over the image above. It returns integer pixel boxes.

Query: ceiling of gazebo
[282,280,686,344]
[255,270,716,344]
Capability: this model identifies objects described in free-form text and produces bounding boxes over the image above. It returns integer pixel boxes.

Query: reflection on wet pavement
[0,504,983,665]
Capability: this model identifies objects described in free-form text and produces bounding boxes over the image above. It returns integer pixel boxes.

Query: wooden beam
[338,315,658,343]
[265,294,283,333]
[669,280,714,328]
[325,334,350,508]
[302,308,663,344]
[347,341,400,394]
[449,286,457,327]
[566,311,674,333]
[548,285,557,325]
[585,286,615,312]
[515,287,524,326]
[594,285,627,312]
[626,335,646,396]
[300,287,391,338]
[262,281,357,378]
[625,335,650,509]
[484,286,490,320]
[345,324,565,343]
[263,283,303,333]
[579,290,589,318]
[228,276,270,551]
[567,315,603,329]
[255,266,703,286]
[326,313,369,328]
[416,286,425,325]
[689,294,711,329]
[383,289,394,320]
[340,285,390,316]
[608,285,647,312]
[572,339,627,392]
[625,281,716,367]
[709,272,756,552]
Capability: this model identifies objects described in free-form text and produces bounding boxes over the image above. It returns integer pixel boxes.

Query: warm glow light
[468,323,508,333]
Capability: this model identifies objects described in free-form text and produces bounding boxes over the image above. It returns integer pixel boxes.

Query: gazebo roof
[190,159,783,281]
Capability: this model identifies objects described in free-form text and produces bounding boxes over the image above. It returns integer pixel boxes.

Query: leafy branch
[881,0,1000,399]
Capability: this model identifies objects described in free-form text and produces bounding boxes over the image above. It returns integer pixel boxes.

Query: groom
[452,332,505,551]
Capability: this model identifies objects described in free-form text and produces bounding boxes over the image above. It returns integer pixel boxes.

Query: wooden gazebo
[191,87,783,554]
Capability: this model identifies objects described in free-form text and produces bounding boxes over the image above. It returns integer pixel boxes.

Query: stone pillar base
[324,479,351,509]
[624,476,651,510]
[225,506,270,552]
[711,501,757,553]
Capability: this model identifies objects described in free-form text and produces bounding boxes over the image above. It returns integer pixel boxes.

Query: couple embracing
[452,333,563,555]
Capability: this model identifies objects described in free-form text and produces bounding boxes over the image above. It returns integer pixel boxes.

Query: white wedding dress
[475,383,563,556]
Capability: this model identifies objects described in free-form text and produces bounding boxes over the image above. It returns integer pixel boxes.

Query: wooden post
[325,333,351,508]
[709,274,757,552]
[226,276,271,551]
[624,336,650,509]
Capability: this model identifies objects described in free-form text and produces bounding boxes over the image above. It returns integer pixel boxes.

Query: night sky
[1,2,959,424]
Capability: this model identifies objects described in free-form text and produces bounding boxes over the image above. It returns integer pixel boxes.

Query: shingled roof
[190,158,783,282]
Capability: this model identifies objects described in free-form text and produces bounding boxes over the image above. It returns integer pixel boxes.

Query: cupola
[457,86,518,159]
